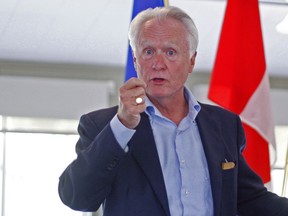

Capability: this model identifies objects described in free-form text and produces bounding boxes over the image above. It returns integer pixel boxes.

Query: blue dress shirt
[111,87,213,216]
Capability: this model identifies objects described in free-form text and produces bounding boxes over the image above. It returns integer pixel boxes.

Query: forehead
[137,17,188,47]
[141,17,187,35]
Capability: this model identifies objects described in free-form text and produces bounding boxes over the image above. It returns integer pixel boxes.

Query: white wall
[0,75,114,120]
[0,61,287,125]
[1,75,287,125]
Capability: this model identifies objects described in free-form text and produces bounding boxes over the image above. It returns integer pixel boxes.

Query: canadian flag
[208,0,275,184]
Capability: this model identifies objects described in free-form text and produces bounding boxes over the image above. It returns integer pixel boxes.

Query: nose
[152,53,166,70]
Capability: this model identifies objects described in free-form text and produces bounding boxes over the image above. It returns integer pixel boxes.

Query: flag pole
[164,0,169,6]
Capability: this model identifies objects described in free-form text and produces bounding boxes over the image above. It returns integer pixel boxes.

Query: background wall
[1,60,288,125]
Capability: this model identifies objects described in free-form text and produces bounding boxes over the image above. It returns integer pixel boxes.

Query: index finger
[124,77,147,90]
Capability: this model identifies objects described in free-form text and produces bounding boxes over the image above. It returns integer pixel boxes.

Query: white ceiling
[0,0,287,77]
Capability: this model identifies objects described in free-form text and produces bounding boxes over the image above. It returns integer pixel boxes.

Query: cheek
[170,66,190,83]
[135,66,147,81]
[136,62,150,75]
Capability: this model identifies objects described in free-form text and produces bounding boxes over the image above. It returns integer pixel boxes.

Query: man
[58,6,288,216]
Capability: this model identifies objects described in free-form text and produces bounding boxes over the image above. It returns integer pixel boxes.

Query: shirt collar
[145,86,201,121]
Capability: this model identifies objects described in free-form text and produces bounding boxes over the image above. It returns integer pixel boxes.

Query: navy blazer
[58,103,288,216]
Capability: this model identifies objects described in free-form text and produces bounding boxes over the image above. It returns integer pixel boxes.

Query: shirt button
[181,159,185,164]
[185,190,190,196]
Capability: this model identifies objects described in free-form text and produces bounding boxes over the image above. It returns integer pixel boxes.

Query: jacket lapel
[196,105,225,216]
[130,113,170,216]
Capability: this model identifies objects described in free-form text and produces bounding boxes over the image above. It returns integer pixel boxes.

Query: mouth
[151,78,165,82]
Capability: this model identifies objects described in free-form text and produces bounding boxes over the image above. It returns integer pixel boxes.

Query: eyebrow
[139,40,179,49]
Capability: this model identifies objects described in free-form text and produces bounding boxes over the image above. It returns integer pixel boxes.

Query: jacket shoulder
[83,106,118,126]
[85,106,118,118]
[199,102,237,117]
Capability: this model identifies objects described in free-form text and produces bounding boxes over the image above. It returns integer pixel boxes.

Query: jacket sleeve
[58,113,127,212]
[236,116,288,216]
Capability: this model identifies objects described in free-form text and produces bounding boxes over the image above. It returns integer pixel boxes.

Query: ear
[132,51,137,68]
[189,51,197,73]
[132,50,136,61]
[191,51,197,65]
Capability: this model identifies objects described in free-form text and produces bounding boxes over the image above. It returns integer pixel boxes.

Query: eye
[144,49,154,55]
[167,49,175,56]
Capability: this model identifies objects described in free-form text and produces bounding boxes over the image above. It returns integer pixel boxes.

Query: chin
[147,91,168,99]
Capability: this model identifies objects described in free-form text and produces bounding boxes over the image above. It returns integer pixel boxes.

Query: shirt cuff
[110,114,136,152]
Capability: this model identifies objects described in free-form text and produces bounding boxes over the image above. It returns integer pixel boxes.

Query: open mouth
[151,78,165,82]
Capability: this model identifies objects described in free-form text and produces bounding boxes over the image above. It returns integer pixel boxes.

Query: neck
[149,93,189,125]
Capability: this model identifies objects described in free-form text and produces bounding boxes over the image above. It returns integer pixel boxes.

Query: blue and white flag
[125,0,168,81]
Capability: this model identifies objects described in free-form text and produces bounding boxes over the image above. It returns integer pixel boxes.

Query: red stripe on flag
[242,123,271,183]
[208,0,265,114]
[208,0,272,183]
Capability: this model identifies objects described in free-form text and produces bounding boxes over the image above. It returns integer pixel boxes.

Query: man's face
[133,17,196,100]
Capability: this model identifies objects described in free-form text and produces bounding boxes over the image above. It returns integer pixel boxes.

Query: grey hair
[128,6,199,57]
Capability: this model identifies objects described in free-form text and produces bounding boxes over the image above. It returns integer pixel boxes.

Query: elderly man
[59,6,288,216]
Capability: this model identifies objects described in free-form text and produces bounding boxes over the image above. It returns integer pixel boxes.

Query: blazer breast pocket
[222,161,237,180]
